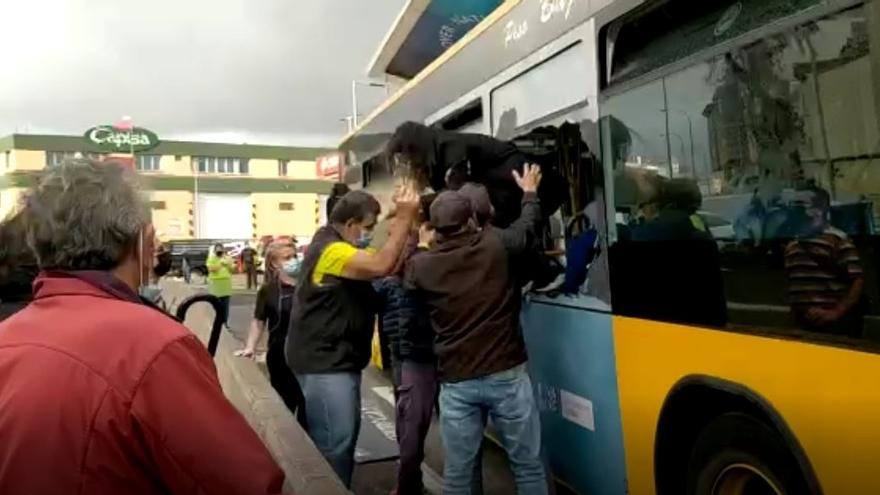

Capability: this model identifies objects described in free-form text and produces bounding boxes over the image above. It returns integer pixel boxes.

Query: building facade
[0,134,336,242]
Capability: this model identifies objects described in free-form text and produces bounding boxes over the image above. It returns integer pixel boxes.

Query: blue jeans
[296,372,361,488]
[440,364,547,495]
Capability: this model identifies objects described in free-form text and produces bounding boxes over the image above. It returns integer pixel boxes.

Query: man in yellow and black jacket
[285,187,419,488]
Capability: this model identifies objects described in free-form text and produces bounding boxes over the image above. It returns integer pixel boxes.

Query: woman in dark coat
[387,121,567,228]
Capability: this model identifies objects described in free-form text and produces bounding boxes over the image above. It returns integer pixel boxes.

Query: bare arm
[837,277,865,316]
[340,186,420,280]
[235,319,266,357]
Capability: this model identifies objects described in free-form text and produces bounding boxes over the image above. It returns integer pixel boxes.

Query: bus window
[603,1,880,344]
[508,113,611,304]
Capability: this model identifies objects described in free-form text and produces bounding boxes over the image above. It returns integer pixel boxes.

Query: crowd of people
[257,161,549,494]
[1,112,868,495]
[0,127,554,495]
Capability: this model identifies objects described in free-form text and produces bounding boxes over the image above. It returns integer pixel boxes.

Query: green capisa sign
[84,126,159,152]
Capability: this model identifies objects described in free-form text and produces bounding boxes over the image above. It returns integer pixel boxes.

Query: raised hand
[513,163,542,193]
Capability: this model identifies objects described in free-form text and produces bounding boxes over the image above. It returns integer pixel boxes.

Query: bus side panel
[613,316,880,495]
[522,299,627,495]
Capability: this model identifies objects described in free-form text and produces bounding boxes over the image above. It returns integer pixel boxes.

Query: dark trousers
[394,361,438,495]
[266,343,307,427]
[391,361,483,494]
[217,296,230,327]
[246,265,258,290]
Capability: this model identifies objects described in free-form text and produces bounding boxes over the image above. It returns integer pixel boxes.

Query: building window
[0,151,8,171]
[46,151,75,167]
[195,156,249,174]
[46,151,107,167]
[278,159,289,176]
[136,155,161,172]
[279,202,294,211]
[150,201,167,210]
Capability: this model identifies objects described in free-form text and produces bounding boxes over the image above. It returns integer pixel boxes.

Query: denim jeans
[296,372,361,488]
[440,364,547,495]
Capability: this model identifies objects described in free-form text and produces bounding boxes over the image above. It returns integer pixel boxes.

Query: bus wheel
[687,412,808,495]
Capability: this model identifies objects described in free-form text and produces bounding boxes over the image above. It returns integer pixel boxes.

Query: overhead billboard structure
[368,0,502,80]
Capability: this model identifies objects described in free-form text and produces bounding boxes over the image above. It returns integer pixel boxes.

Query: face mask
[139,285,162,304]
[356,231,373,249]
[282,258,301,277]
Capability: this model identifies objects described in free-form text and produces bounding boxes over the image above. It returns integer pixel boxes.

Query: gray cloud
[0,0,404,146]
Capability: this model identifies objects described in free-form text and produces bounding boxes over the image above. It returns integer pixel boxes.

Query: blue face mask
[282,258,301,277]
[139,285,162,304]
[356,231,374,249]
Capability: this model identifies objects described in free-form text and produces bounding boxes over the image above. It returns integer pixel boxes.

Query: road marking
[362,399,397,443]
[372,385,395,407]
[422,463,443,495]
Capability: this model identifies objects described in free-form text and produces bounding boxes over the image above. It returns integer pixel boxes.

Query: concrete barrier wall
[161,281,349,495]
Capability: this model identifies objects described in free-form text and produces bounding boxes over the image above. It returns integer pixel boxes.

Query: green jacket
[206,253,234,297]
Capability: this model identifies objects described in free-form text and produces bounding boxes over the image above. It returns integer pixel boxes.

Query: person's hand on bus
[513,163,542,194]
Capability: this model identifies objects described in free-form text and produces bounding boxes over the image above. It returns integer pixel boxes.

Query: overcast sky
[0,0,405,147]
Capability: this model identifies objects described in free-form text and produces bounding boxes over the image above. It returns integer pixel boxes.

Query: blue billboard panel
[387,0,502,79]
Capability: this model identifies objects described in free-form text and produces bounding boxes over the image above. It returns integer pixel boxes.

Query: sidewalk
[162,280,349,495]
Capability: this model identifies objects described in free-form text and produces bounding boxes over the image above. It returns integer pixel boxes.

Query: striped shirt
[784,227,863,308]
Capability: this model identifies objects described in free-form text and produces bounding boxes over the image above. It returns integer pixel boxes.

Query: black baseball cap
[430,191,473,231]
[457,183,492,226]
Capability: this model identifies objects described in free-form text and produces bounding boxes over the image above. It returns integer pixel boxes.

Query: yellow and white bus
[342,0,880,493]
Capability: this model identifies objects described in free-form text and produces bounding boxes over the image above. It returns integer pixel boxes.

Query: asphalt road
[220,290,518,495]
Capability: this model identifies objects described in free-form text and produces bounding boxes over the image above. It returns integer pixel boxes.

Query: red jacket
[0,274,287,494]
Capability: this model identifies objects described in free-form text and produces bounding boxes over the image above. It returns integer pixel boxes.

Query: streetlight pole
[672,110,696,173]
[662,108,697,176]
[661,79,674,178]
[351,80,359,129]
[193,159,200,238]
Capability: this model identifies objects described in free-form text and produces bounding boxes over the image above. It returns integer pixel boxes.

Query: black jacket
[429,131,565,228]
[374,275,434,364]
[286,227,378,374]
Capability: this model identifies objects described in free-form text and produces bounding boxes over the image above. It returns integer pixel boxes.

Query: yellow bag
[370,324,384,370]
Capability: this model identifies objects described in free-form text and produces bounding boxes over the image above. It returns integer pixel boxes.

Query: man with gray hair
[0,159,288,495]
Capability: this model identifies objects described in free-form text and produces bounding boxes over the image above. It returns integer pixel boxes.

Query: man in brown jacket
[405,164,547,495]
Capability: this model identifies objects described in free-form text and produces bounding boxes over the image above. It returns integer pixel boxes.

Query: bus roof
[339,0,616,161]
